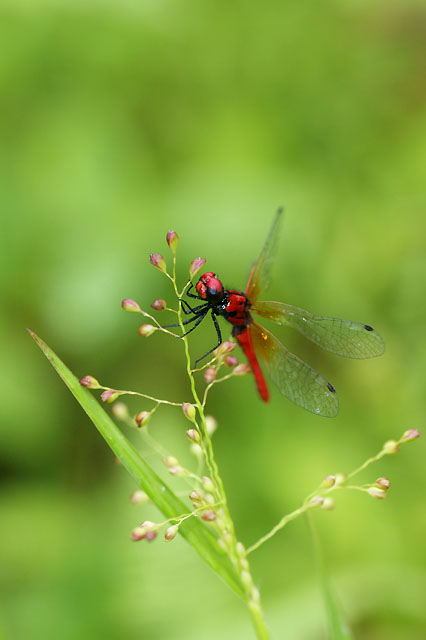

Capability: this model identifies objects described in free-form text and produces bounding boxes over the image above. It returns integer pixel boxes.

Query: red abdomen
[234,326,270,403]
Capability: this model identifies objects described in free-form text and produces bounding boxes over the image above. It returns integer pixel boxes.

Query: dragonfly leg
[194,311,223,365]
[180,299,208,315]
[162,311,207,330]
[186,283,201,300]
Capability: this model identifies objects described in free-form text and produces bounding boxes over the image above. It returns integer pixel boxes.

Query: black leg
[180,299,208,315]
[195,311,223,365]
[162,311,206,329]
[178,312,209,338]
[186,283,201,300]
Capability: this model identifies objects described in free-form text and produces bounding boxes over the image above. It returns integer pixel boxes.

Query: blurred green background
[1,0,425,638]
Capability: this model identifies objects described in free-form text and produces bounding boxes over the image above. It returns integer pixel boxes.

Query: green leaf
[27,329,244,598]
[306,513,352,639]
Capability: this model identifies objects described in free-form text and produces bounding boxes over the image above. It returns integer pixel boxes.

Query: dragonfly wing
[246,208,283,303]
[251,301,385,359]
[251,322,339,417]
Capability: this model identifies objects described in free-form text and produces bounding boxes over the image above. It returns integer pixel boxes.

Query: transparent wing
[251,301,385,359]
[246,208,283,303]
[251,322,339,417]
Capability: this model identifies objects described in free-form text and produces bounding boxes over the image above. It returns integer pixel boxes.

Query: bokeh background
[1,1,425,638]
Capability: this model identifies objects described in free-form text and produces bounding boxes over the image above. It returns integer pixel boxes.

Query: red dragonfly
[169,209,385,416]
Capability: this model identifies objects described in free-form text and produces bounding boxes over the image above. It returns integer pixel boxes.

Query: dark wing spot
[327,382,336,393]
[364,324,374,331]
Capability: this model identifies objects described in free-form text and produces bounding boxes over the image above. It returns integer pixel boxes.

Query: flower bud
[145,530,158,542]
[375,477,391,491]
[186,429,200,444]
[168,465,187,477]
[130,490,150,504]
[135,411,150,428]
[138,324,156,337]
[202,509,216,522]
[165,524,179,541]
[236,542,246,557]
[149,253,167,273]
[321,497,335,510]
[205,415,218,435]
[217,538,227,552]
[367,486,387,499]
[131,526,146,541]
[189,490,202,503]
[334,473,346,486]
[166,230,179,253]
[111,402,129,421]
[214,341,236,357]
[151,298,166,311]
[189,257,206,279]
[202,476,215,493]
[401,428,420,442]
[310,496,324,508]
[190,443,202,457]
[163,456,179,468]
[121,298,141,313]
[383,440,399,455]
[204,367,217,384]
[233,364,251,376]
[79,375,100,389]
[241,570,253,591]
[204,493,215,505]
[182,402,196,421]
[320,475,336,489]
[101,389,119,403]
[224,355,239,367]
[141,520,155,529]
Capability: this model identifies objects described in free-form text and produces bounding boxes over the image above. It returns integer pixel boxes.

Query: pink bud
[189,490,202,503]
[321,497,335,510]
[375,477,391,490]
[186,429,200,444]
[214,341,236,357]
[101,389,119,403]
[138,324,156,337]
[149,253,167,273]
[383,440,399,455]
[310,496,324,507]
[321,475,336,489]
[169,465,187,477]
[224,355,239,367]
[145,530,158,542]
[202,510,216,522]
[151,299,166,311]
[135,411,150,427]
[367,486,387,499]
[401,429,420,442]
[204,367,217,384]
[233,364,251,376]
[79,375,100,389]
[182,402,196,421]
[189,257,206,279]
[130,490,150,504]
[163,456,179,468]
[165,524,179,541]
[121,298,141,313]
[166,230,179,253]
[131,526,146,541]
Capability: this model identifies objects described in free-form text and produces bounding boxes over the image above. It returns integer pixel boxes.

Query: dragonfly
[166,209,385,417]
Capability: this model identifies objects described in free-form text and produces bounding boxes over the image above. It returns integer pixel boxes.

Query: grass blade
[27,329,244,598]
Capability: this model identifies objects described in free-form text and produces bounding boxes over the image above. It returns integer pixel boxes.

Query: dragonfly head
[196,272,224,302]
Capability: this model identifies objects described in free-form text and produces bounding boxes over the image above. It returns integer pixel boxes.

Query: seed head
[205,415,218,435]
[101,389,119,404]
[375,477,391,491]
[334,473,347,486]
[186,429,200,444]
[224,355,239,367]
[149,253,167,273]
[163,456,179,468]
[131,526,146,541]
[79,375,100,389]
[320,475,336,489]
[121,298,141,313]
[383,440,400,455]
[202,476,215,493]
[135,411,151,428]
[233,364,251,376]
[111,402,129,421]
[130,490,150,505]
[182,402,196,421]
[138,324,156,337]
[322,497,335,510]
[214,341,236,357]
[151,299,166,311]
[367,486,387,499]
[165,524,179,541]
[204,367,217,384]
[310,496,324,508]
[166,230,179,253]
[202,509,216,522]
[189,490,202,503]
[401,428,420,442]
[189,257,206,279]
